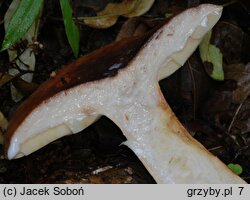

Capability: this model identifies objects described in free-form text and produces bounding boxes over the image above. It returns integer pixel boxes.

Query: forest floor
[0,0,249,183]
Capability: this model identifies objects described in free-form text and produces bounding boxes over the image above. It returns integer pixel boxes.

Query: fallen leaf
[223,63,250,141]
[83,1,136,29]
[199,30,224,81]
[12,77,38,96]
[231,97,250,136]
[124,0,155,18]
[0,72,17,87]
[212,21,250,64]
[201,62,250,146]
[225,63,250,104]
[83,0,154,29]
[0,112,8,131]
[116,17,148,41]
[0,72,38,95]
[0,111,8,145]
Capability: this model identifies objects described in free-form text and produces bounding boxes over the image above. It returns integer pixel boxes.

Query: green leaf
[227,163,243,175]
[60,0,80,57]
[199,30,224,81]
[1,0,44,51]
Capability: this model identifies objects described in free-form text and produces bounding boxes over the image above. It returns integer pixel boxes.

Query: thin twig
[187,60,197,119]
[208,146,223,151]
[222,0,237,7]
[228,102,243,134]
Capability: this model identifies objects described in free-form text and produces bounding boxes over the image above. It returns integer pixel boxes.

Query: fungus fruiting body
[4,4,246,183]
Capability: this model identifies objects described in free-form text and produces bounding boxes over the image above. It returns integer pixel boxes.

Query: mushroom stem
[106,85,244,183]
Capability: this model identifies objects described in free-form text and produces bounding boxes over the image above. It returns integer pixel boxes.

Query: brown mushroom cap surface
[4,33,151,154]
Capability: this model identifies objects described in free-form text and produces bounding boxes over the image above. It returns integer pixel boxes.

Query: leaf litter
[0,0,249,183]
[82,0,155,29]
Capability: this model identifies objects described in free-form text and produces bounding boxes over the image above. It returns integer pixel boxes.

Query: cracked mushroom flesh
[4,4,246,183]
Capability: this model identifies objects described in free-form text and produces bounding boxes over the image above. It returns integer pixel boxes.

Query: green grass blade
[60,0,80,57]
[1,0,44,51]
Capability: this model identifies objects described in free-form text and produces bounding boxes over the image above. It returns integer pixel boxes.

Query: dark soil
[0,0,249,183]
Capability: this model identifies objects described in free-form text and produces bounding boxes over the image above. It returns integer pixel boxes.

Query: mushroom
[4,4,246,183]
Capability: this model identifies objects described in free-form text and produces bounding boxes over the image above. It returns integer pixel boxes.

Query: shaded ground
[0,0,249,183]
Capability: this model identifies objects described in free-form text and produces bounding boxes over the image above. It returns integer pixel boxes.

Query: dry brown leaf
[212,21,249,64]
[225,63,250,104]
[0,72,38,95]
[115,17,148,41]
[124,0,155,17]
[0,72,17,87]
[232,97,250,136]
[12,76,38,96]
[83,0,154,29]
[0,111,8,144]
[83,0,137,29]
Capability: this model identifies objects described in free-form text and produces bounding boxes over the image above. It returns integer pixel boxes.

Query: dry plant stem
[228,102,243,134]
[187,60,197,118]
